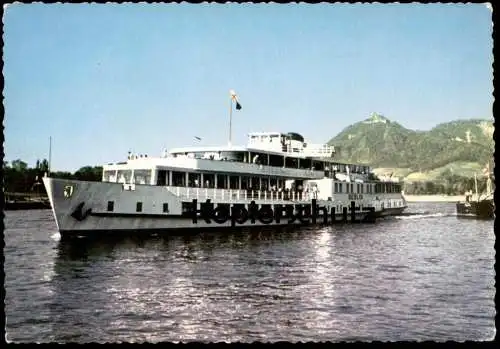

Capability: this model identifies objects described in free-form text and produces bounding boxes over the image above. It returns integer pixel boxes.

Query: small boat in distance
[456,162,495,220]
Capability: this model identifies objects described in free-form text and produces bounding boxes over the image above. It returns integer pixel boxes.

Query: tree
[425,181,435,194]
[11,159,28,172]
[40,159,49,173]
[52,171,73,179]
[73,166,103,182]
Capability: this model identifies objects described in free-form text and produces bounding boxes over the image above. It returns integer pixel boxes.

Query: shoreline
[403,194,464,203]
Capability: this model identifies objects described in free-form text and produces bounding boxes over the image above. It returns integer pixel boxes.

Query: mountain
[327,112,494,182]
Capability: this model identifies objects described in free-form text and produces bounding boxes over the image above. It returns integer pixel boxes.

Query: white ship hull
[42,177,394,238]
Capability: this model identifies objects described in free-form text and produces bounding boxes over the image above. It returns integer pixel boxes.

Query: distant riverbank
[5,192,50,210]
[403,194,464,202]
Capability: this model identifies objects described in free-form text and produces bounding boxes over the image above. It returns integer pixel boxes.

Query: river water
[4,202,496,343]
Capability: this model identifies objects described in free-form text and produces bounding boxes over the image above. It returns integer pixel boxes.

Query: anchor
[71,202,92,221]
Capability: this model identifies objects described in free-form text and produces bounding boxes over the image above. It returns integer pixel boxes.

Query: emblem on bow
[63,185,74,198]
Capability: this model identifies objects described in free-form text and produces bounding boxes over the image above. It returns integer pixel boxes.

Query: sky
[3,3,493,172]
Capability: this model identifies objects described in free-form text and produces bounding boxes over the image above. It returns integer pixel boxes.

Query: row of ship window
[105,187,402,214]
[334,182,401,194]
[107,201,169,213]
[160,150,371,174]
[104,169,401,194]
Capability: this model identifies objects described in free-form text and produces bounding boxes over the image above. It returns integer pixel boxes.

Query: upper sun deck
[246,131,335,159]
[102,131,375,182]
[167,131,335,160]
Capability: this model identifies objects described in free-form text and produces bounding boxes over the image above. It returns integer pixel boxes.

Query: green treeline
[3,159,103,196]
[403,168,491,195]
[403,177,489,195]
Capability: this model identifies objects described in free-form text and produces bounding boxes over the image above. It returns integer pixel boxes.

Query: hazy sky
[4,3,493,172]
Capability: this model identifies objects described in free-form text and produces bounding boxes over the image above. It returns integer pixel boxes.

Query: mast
[486,160,492,196]
[48,136,52,176]
[474,172,478,200]
[228,93,233,147]
[228,89,242,147]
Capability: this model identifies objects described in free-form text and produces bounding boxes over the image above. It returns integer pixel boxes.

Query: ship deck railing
[247,143,335,158]
[167,186,317,203]
[302,144,335,158]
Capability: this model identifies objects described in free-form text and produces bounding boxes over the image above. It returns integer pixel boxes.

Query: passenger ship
[43,131,407,238]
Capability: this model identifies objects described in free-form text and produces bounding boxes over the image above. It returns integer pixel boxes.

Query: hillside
[327,113,494,183]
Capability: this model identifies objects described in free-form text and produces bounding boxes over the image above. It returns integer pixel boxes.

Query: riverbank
[404,194,464,202]
[4,192,51,210]
[5,200,51,210]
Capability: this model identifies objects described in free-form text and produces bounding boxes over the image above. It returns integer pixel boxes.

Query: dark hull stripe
[89,212,376,219]
[90,212,185,219]
[60,216,376,237]
[58,219,379,239]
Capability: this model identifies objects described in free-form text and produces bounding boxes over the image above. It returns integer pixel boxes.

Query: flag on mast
[230,89,242,110]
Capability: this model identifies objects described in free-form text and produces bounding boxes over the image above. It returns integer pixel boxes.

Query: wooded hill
[327,113,494,194]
